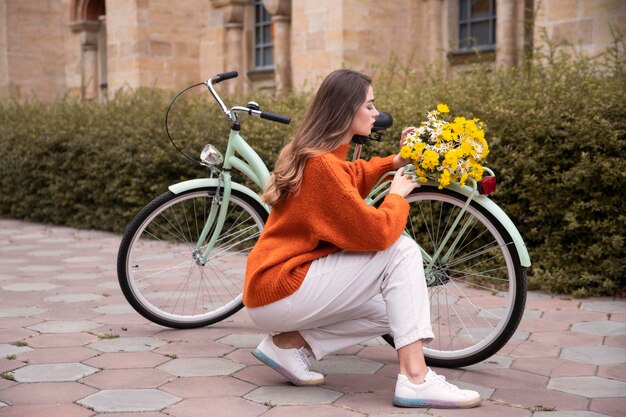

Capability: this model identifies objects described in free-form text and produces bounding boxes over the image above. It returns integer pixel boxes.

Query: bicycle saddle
[372,111,393,132]
[352,112,393,144]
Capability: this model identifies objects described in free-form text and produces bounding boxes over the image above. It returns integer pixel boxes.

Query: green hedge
[1,38,624,297]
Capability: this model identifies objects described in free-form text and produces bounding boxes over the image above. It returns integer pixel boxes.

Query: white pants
[247,235,434,360]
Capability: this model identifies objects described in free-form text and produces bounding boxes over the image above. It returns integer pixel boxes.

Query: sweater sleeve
[304,155,409,252]
[345,155,396,197]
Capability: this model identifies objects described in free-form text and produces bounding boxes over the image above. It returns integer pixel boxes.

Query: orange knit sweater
[243,144,410,308]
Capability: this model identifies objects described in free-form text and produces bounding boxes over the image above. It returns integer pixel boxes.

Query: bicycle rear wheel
[384,185,527,368]
[117,187,268,328]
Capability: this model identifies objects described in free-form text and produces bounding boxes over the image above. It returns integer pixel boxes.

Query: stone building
[0,0,624,102]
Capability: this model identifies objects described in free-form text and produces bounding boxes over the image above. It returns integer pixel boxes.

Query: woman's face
[346,85,379,143]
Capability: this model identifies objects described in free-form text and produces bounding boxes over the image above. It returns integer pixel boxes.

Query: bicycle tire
[117,186,268,328]
[383,185,527,368]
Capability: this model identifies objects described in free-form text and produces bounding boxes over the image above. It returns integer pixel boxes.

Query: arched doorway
[70,0,107,100]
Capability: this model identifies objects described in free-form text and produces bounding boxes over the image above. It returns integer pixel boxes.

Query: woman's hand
[400,126,416,147]
[393,126,416,169]
[389,167,419,198]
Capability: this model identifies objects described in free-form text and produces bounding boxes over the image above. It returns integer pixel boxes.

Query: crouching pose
[244,69,481,409]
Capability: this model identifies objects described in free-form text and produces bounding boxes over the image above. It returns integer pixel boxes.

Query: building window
[253,0,273,70]
[458,0,496,52]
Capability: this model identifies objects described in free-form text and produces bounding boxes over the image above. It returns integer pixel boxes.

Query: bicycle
[117,71,531,368]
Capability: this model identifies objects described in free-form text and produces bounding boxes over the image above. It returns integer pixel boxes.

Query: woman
[243,69,481,409]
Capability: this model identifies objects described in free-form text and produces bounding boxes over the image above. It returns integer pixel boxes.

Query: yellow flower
[400,145,412,159]
[438,170,451,189]
[453,116,467,125]
[437,103,450,113]
[440,129,453,142]
[469,160,484,178]
[405,105,489,189]
[460,140,473,155]
[444,151,458,167]
[460,173,469,187]
[420,149,440,170]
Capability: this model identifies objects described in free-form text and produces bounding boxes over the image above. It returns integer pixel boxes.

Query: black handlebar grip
[260,111,291,125]
[213,71,239,84]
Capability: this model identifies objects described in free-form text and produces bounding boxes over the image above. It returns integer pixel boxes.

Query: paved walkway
[0,219,624,417]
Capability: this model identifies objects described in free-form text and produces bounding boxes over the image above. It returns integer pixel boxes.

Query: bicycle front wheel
[117,187,268,328]
[400,186,527,368]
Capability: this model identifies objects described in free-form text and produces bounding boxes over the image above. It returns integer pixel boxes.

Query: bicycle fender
[447,183,531,267]
[168,179,270,213]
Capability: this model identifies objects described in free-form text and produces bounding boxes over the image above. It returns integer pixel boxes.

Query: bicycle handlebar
[260,111,291,125]
[212,71,239,84]
[205,71,291,125]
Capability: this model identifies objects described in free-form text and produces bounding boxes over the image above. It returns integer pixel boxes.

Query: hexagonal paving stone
[27,320,100,334]
[44,293,104,303]
[56,272,101,281]
[0,381,97,405]
[2,282,59,291]
[561,345,626,365]
[217,333,266,348]
[88,336,166,352]
[83,351,170,369]
[62,255,106,264]
[77,389,181,412]
[80,368,174,389]
[479,308,540,320]
[244,386,343,406]
[572,320,626,336]
[0,307,46,318]
[168,396,269,417]
[465,354,513,370]
[521,309,543,319]
[157,357,245,377]
[0,343,33,356]
[16,346,97,364]
[12,363,98,382]
[30,249,72,257]
[548,376,626,398]
[310,355,383,375]
[16,265,64,273]
[581,301,626,313]
[161,375,256,398]
[458,327,529,342]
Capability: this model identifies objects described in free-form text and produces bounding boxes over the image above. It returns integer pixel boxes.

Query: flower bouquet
[400,104,490,190]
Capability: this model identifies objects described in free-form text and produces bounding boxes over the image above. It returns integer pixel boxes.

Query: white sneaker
[394,369,481,408]
[252,335,325,386]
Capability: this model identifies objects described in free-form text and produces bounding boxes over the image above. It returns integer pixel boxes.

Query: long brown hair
[262,69,372,205]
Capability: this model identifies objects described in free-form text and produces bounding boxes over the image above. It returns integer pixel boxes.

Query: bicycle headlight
[200,144,223,167]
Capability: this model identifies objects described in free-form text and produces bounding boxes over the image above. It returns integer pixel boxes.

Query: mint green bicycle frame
[168,126,530,274]
[168,128,270,266]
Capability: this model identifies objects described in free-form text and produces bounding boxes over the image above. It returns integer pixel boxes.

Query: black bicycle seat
[351,112,393,144]
[372,111,393,132]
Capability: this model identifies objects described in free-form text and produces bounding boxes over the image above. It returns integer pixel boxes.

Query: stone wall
[0,0,623,102]
[0,0,72,101]
[290,0,424,90]
[0,1,9,98]
[106,0,205,92]
[534,0,626,57]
